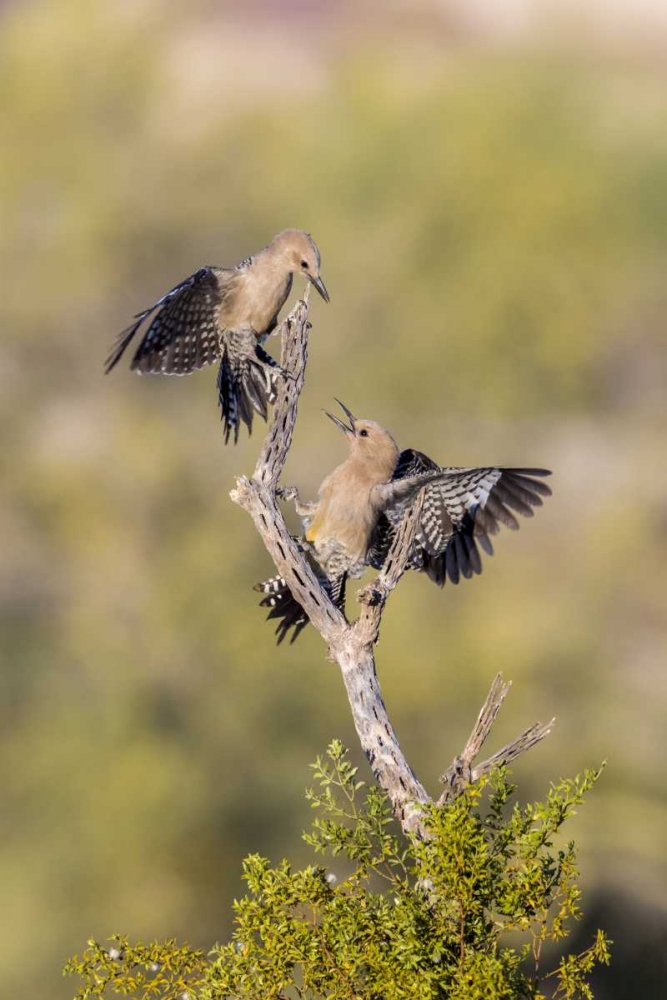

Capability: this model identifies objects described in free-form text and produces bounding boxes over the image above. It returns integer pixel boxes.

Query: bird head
[324,399,399,478]
[273,229,330,303]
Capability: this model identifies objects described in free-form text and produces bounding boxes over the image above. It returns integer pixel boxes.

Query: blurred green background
[1,1,666,996]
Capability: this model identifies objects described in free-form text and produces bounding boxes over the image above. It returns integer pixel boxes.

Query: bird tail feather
[216,348,282,445]
[254,572,347,645]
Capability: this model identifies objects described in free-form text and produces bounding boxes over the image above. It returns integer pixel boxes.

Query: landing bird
[256,400,552,643]
[105,229,329,443]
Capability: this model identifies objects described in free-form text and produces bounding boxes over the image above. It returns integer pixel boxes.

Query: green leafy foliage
[64,936,206,1000]
[0,7,667,1000]
[5,10,665,997]
[66,742,610,1000]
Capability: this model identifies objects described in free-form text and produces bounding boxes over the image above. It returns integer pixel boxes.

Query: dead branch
[438,676,555,804]
[230,296,553,839]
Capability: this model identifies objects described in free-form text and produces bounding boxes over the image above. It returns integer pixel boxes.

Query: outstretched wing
[372,466,470,510]
[370,449,551,586]
[105,266,230,375]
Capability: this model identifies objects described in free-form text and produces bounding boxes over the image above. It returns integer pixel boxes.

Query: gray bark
[231,292,554,839]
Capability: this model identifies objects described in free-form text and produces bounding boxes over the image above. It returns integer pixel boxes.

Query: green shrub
[66,742,609,1000]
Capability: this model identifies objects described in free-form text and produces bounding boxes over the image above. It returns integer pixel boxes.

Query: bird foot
[275,487,317,518]
[276,485,298,502]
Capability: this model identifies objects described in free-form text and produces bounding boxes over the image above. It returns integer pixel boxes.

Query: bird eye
[359,429,368,438]
[301,259,309,269]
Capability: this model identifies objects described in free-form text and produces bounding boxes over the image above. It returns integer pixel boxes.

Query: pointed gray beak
[310,274,330,303]
[323,398,356,435]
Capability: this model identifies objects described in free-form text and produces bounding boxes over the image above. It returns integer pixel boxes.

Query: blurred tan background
[1,1,666,996]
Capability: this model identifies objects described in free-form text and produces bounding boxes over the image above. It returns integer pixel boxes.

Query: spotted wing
[105,266,230,375]
[370,449,551,586]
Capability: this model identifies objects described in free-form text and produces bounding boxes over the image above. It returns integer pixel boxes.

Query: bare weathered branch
[438,673,554,804]
[231,291,345,644]
[438,673,511,795]
[473,718,556,780]
[355,492,424,647]
[231,300,553,839]
[335,637,431,835]
[254,290,311,487]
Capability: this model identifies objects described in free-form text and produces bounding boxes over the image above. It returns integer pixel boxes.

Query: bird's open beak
[310,275,330,303]
[324,398,356,435]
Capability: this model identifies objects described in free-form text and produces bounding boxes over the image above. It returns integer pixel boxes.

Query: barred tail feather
[254,572,347,645]
[254,575,309,645]
[216,348,282,445]
[216,355,242,444]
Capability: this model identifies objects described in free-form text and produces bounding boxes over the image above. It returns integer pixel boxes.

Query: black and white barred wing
[105,266,229,376]
[368,449,439,571]
[370,449,551,586]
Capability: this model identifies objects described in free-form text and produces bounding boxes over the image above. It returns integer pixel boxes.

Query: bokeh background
[1,1,666,996]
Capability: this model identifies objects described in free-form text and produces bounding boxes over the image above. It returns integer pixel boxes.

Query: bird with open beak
[256,399,552,642]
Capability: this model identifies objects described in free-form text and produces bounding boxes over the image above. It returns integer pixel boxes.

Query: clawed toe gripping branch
[230,295,554,840]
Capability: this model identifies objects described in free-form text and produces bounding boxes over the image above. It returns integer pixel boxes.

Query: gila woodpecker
[105,229,329,443]
[256,400,552,643]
